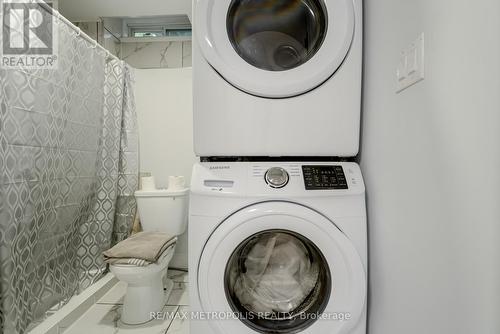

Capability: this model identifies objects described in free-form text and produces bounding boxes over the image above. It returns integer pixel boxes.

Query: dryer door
[194,0,355,98]
[197,202,366,334]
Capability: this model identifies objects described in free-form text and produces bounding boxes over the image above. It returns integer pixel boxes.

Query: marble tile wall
[72,21,191,69]
[120,41,192,69]
[74,22,102,44]
[103,36,121,58]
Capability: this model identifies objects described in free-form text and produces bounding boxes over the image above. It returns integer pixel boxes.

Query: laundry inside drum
[225,230,331,333]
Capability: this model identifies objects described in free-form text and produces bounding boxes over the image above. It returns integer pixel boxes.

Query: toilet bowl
[110,245,176,324]
[109,187,189,325]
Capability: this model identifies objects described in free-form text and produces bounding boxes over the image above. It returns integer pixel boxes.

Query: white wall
[360,1,500,333]
[59,0,192,22]
[135,67,197,269]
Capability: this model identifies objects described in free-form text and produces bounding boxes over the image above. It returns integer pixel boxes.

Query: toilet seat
[110,244,176,277]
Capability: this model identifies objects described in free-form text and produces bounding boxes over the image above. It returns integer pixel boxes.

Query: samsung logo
[209,166,231,170]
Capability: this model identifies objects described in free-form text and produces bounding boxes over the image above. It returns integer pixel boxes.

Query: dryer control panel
[302,165,348,190]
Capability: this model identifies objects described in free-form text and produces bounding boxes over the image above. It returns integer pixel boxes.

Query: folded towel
[105,256,166,267]
[103,231,177,267]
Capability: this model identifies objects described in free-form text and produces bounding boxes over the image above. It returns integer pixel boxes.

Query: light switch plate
[397,33,425,93]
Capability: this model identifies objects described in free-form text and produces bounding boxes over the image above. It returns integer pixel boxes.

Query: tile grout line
[164,305,180,334]
[95,302,124,306]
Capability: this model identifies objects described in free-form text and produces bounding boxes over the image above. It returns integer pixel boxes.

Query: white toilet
[109,187,189,325]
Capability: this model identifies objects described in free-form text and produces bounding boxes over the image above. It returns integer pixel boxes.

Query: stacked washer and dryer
[189,1,366,334]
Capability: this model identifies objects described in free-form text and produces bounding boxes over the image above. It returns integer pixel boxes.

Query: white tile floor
[62,270,190,334]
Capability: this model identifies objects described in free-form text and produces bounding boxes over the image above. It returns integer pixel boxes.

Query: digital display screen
[302,165,348,190]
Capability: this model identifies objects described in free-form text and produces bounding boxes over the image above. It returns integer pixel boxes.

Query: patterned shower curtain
[77,59,139,290]
[0,19,139,334]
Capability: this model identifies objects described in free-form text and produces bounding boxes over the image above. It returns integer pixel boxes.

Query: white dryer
[189,161,367,334]
[193,0,363,157]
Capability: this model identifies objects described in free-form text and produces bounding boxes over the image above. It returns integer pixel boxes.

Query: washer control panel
[265,167,290,188]
[192,162,364,196]
[302,165,348,190]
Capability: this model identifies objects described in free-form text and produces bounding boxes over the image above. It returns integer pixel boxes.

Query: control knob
[265,167,289,188]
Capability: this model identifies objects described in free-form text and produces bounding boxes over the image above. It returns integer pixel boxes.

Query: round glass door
[225,230,331,333]
[195,0,355,98]
[227,0,328,71]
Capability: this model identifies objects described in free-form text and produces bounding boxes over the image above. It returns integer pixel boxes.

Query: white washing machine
[189,161,367,334]
[193,0,363,157]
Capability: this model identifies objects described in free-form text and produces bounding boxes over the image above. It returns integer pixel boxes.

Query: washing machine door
[194,0,355,98]
[197,202,366,334]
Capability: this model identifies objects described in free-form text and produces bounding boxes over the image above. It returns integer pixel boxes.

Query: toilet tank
[134,189,189,236]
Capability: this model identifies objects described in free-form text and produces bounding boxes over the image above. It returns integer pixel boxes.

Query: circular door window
[225,230,331,333]
[227,0,328,71]
[195,0,355,98]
